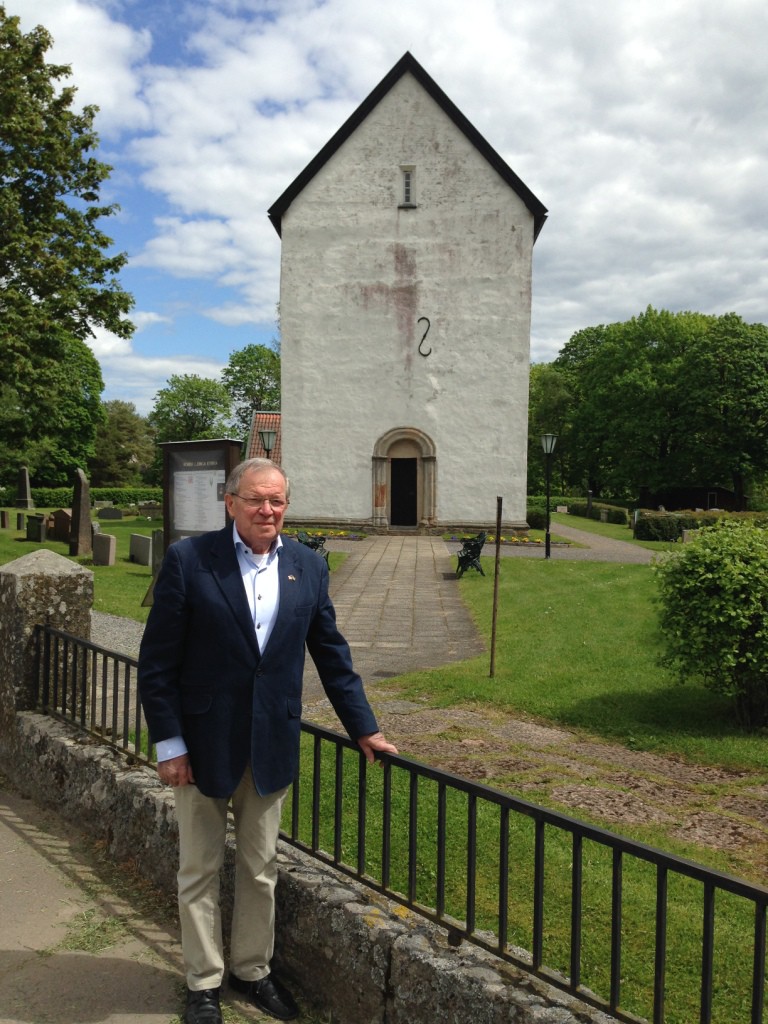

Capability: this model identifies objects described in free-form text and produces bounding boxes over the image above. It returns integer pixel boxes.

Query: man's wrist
[156,736,188,762]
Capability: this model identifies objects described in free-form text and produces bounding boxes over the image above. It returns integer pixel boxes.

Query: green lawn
[386,554,767,772]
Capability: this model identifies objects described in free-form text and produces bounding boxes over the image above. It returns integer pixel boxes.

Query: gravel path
[90,610,144,659]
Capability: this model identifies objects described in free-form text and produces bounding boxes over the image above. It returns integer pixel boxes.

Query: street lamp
[540,433,558,559]
[259,429,277,461]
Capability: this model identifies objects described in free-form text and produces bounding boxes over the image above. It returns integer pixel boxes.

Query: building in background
[265,51,546,531]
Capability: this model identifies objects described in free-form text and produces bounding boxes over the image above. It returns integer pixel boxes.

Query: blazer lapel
[209,527,261,659]
[258,541,303,659]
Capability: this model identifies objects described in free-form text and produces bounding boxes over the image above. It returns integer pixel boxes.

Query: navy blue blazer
[138,528,379,797]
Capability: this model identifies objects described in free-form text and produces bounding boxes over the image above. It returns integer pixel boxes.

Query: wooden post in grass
[490,496,502,677]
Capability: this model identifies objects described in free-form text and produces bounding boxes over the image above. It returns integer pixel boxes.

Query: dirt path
[306,690,768,884]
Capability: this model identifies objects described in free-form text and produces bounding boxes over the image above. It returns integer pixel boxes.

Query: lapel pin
[288,575,296,581]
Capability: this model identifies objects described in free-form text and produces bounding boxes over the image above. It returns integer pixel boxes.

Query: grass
[0,510,158,622]
[386,555,768,772]
[551,510,679,552]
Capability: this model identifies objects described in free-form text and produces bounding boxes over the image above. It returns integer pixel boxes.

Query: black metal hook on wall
[417,316,432,357]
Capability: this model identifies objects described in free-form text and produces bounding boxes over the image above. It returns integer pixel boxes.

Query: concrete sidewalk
[0,778,185,1024]
[1,522,651,1023]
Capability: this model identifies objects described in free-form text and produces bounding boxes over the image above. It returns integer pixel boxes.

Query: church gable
[269,51,547,240]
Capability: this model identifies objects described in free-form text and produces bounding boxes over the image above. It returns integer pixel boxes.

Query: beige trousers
[174,770,288,991]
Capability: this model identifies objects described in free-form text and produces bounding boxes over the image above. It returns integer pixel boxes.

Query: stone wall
[0,552,613,1023]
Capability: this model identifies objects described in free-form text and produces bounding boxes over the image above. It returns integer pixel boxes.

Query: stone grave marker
[70,469,92,556]
[93,532,116,566]
[15,466,33,509]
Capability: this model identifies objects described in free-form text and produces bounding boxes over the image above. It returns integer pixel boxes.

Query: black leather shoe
[185,987,222,1024]
[229,972,299,1020]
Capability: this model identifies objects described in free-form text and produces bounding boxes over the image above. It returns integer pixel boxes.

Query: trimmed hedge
[18,486,164,509]
[566,501,628,526]
[634,509,768,542]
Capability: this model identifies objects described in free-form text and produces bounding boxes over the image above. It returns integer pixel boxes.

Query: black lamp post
[540,433,558,559]
[259,429,277,461]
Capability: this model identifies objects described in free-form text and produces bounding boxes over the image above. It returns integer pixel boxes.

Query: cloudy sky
[16,0,768,414]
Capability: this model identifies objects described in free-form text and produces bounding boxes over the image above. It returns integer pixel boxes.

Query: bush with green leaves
[653,521,768,729]
[568,500,628,525]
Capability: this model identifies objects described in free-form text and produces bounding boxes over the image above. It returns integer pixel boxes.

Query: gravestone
[52,509,72,542]
[129,533,152,566]
[0,511,8,529]
[97,507,123,521]
[93,532,116,566]
[16,513,25,531]
[15,467,33,509]
[138,502,162,520]
[26,515,46,543]
[69,469,92,556]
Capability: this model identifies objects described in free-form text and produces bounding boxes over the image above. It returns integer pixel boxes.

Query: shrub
[653,521,768,729]
[634,513,684,542]
[526,501,548,530]
[568,501,628,525]
[25,486,163,509]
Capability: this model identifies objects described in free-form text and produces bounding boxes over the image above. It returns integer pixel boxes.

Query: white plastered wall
[279,72,533,528]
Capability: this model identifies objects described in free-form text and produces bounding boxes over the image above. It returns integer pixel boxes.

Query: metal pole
[545,454,552,559]
[490,496,502,677]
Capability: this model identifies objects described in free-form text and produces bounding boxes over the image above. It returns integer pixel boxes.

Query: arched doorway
[372,428,436,528]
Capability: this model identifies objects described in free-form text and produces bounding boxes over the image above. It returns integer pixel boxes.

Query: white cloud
[18,0,151,135]
[11,0,768,400]
[86,316,223,414]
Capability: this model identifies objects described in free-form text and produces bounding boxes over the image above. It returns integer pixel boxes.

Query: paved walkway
[1,520,651,1023]
[302,524,651,703]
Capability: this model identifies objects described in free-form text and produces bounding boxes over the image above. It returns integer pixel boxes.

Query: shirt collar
[232,523,283,559]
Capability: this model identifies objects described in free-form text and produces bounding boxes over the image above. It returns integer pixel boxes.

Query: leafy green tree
[527,363,572,494]
[0,7,134,484]
[554,308,768,502]
[0,329,105,485]
[680,313,768,506]
[654,521,768,729]
[89,400,156,486]
[148,374,232,443]
[221,343,280,441]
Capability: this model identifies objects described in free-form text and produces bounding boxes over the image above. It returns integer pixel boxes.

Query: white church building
[265,52,547,531]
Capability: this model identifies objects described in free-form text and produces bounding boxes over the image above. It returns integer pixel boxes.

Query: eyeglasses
[231,494,288,510]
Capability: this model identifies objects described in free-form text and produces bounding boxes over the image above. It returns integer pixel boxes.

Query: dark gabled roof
[268,51,548,241]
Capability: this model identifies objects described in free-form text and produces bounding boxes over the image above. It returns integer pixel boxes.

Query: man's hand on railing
[357,731,398,764]
[157,753,195,787]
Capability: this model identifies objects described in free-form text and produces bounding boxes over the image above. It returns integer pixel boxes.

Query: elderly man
[138,458,397,1024]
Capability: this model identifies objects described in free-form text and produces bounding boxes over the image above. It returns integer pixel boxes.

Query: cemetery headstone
[15,467,33,509]
[69,468,92,556]
[92,532,116,566]
[26,514,46,543]
[129,533,152,566]
[52,509,72,542]
[0,511,8,529]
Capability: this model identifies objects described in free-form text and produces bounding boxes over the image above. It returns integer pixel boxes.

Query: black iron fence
[33,624,767,1024]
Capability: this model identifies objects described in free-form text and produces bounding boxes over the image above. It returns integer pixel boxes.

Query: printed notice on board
[173,470,226,532]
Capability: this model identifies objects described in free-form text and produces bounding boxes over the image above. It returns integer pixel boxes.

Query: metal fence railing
[34,624,768,1024]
